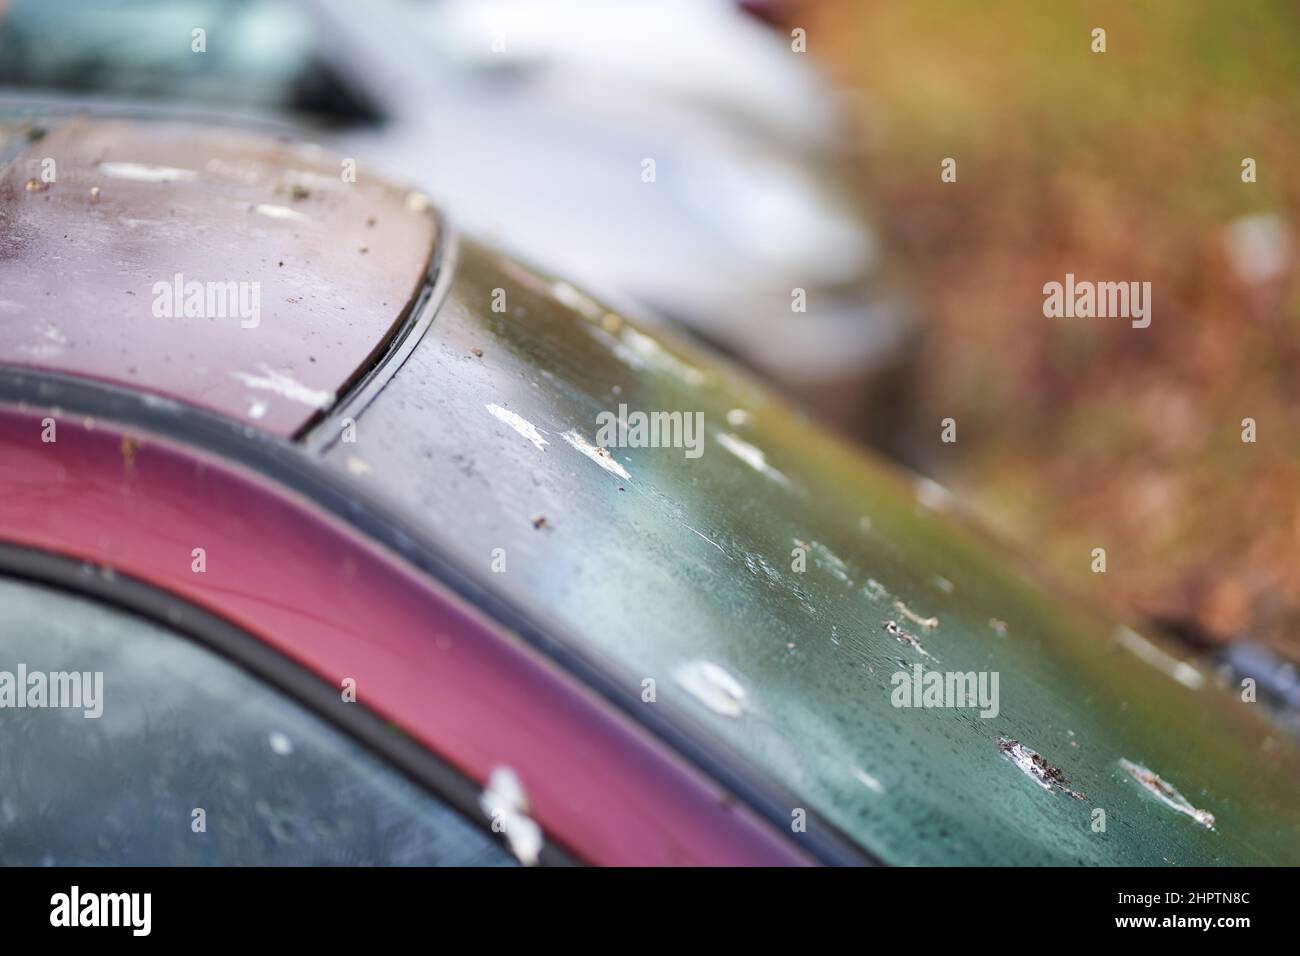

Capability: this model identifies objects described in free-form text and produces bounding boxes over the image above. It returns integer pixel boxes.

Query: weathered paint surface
[0,405,809,867]
[320,239,1300,865]
[0,117,435,436]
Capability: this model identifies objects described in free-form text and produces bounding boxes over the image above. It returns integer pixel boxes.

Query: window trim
[0,541,573,867]
[0,367,860,866]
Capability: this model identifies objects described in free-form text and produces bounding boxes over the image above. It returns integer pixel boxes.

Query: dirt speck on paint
[675,660,747,718]
[997,736,1086,800]
[894,599,938,630]
[1119,758,1216,829]
[884,620,934,659]
[120,434,139,474]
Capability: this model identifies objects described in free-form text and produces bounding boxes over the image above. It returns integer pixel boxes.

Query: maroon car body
[0,115,818,866]
[8,112,1300,871]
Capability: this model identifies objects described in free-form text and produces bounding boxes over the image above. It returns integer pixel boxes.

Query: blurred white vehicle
[0,0,908,390]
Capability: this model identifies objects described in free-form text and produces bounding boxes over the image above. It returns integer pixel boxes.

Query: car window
[0,0,375,125]
[319,238,1300,865]
[0,575,515,866]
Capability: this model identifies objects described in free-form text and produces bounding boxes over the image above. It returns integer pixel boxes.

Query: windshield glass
[318,238,1300,865]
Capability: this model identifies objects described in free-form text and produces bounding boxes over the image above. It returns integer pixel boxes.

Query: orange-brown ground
[803,1,1300,655]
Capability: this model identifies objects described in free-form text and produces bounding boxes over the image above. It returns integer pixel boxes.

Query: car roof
[316,236,1300,866]
[0,115,437,437]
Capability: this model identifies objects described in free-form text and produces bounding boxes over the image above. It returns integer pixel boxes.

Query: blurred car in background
[2,112,1298,865]
[0,0,909,422]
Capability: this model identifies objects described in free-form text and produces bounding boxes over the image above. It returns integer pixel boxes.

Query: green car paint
[325,238,1300,865]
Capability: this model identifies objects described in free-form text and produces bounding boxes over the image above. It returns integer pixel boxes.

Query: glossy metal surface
[0,116,435,436]
[321,238,1300,865]
[0,404,808,866]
